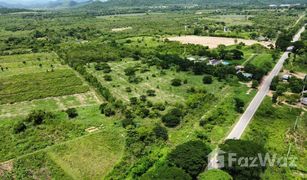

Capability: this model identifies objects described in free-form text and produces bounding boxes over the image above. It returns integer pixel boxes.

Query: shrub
[161,108,184,128]
[13,122,27,134]
[234,98,245,113]
[198,169,232,180]
[25,110,55,125]
[146,90,156,96]
[252,80,259,88]
[141,165,191,180]
[171,78,182,86]
[122,118,135,128]
[162,114,181,128]
[203,75,213,84]
[65,108,78,119]
[103,75,112,81]
[153,124,168,140]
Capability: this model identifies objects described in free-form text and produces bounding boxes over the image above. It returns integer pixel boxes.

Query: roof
[242,73,253,78]
[301,98,307,105]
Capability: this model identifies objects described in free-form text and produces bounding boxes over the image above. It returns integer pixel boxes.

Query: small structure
[282,74,292,81]
[301,98,307,105]
[242,73,253,79]
[235,65,244,71]
[187,57,196,61]
[208,59,222,66]
[286,46,294,52]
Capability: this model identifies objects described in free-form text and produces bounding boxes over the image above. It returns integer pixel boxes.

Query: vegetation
[0,4,305,179]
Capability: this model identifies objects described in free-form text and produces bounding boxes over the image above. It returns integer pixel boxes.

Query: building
[235,65,244,71]
[208,59,222,66]
[282,74,292,81]
[242,73,253,79]
[301,98,307,105]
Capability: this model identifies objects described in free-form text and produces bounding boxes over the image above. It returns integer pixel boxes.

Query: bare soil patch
[168,36,273,49]
[111,27,132,32]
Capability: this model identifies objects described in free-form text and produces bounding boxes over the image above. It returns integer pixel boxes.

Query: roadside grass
[0,105,120,163]
[243,98,307,179]
[284,54,307,74]
[250,53,273,68]
[168,84,256,146]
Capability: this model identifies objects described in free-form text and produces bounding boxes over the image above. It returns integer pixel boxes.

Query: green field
[0,69,89,104]
[243,99,307,179]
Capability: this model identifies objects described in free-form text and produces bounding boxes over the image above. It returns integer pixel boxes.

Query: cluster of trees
[270,75,305,103]
[14,110,55,134]
[219,139,267,180]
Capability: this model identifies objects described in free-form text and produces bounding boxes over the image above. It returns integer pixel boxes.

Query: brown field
[167,35,273,49]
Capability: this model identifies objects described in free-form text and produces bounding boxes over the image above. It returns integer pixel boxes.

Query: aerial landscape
[0,0,306,179]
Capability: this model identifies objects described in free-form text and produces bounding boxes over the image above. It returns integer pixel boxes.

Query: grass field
[88,59,224,104]
[0,69,89,104]
[2,128,125,180]
[0,104,122,163]
[243,98,307,179]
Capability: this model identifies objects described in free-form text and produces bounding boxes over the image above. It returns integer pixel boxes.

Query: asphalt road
[226,25,306,140]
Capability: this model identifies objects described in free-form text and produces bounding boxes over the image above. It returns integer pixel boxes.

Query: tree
[219,139,266,180]
[25,110,55,125]
[66,108,78,119]
[234,98,245,113]
[270,76,279,91]
[203,75,213,84]
[251,80,259,89]
[162,113,181,128]
[141,165,191,180]
[198,169,232,180]
[167,140,212,178]
[171,78,182,86]
[153,124,168,141]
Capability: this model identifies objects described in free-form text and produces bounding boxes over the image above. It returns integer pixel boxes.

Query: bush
[25,110,55,125]
[122,118,135,128]
[65,108,78,119]
[141,165,191,180]
[203,75,213,84]
[162,108,184,128]
[103,75,112,81]
[153,124,168,140]
[234,98,245,113]
[198,169,232,180]
[171,78,182,86]
[167,140,211,178]
[13,122,27,134]
[146,90,156,97]
[252,80,259,88]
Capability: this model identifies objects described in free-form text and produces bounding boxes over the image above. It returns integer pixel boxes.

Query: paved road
[226,25,306,140]
[208,24,306,170]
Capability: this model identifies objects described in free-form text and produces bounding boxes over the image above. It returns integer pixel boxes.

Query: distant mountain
[101,0,306,7]
[0,0,94,9]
